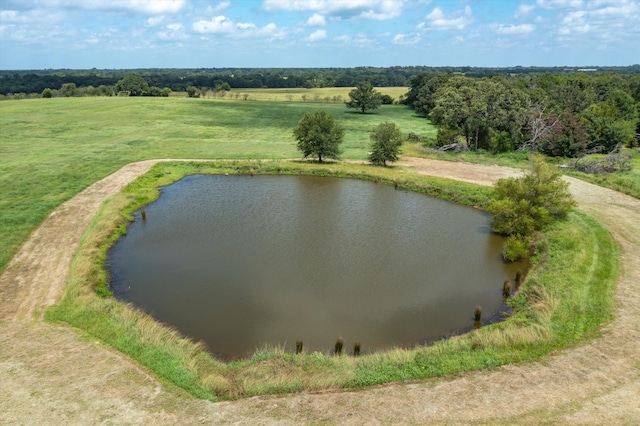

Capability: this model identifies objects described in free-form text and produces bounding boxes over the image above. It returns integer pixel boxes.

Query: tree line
[404,72,640,156]
[2,65,639,96]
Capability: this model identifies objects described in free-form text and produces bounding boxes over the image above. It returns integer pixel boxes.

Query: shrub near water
[489,155,576,261]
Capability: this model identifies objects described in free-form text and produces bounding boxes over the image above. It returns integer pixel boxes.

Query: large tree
[429,76,485,149]
[115,74,149,96]
[430,76,529,151]
[293,110,344,163]
[345,81,382,113]
[369,122,403,166]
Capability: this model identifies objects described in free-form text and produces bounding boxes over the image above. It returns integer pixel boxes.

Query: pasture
[0,94,624,405]
[0,95,433,271]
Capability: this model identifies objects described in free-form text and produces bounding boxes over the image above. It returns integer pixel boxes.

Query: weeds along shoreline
[46,160,618,400]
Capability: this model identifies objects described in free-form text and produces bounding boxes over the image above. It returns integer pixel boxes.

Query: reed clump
[334,337,344,356]
[503,280,512,299]
[474,305,482,329]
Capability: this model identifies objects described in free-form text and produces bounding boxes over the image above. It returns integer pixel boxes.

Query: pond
[108,174,523,360]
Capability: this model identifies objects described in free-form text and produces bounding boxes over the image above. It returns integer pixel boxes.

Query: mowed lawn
[0,96,435,271]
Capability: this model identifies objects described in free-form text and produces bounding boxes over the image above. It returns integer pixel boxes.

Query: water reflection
[109,175,523,359]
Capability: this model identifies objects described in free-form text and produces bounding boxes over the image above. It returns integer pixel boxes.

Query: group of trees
[0,66,438,95]
[405,72,640,157]
[293,83,403,165]
[3,65,639,97]
[293,112,402,167]
[39,75,172,98]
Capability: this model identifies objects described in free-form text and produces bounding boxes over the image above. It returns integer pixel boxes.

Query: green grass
[0,95,623,400]
[46,160,618,400]
[0,96,434,271]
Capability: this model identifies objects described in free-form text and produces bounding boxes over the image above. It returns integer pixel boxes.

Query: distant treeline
[1,65,640,95]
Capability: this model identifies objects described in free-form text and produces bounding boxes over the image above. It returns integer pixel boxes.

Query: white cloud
[308,29,327,41]
[515,4,536,18]
[0,10,19,22]
[262,0,404,20]
[492,23,536,35]
[307,13,326,26]
[157,23,188,40]
[192,16,283,39]
[333,35,352,43]
[146,16,165,26]
[193,16,235,34]
[550,0,640,42]
[419,6,474,31]
[206,1,231,14]
[332,33,373,46]
[52,0,186,14]
[536,0,583,9]
[237,22,257,30]
[392,33,421,44]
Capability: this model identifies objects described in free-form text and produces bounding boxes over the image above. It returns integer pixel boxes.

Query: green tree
[115,75,149,96]
[346,81,382,113]
[41,88,53,98]
[293,110,344,163]
[380,94,394,104]
[186,86,200,98]
[539,112,588,157]
[369,122,403,166]
[430,76,484,149]
[582,103,636,151]
[430,76,529,151]
[406,73,451,115]
[489,155,575,237]
[59,82,77,97]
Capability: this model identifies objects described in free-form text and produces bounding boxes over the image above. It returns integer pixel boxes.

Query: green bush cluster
[489,155,576,261]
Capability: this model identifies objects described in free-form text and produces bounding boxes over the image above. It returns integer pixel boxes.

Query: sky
[0,0,639,70]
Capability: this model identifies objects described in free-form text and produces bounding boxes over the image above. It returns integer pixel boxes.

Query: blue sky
[0,0,638,69]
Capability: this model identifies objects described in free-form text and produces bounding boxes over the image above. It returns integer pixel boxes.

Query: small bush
[407,132,424,143]
[503,235,530,262]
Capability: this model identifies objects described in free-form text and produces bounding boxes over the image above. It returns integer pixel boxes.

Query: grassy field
[1,95,621,400]
[46,160,618,400]
[223,86,409,103]
[0,96,433,271]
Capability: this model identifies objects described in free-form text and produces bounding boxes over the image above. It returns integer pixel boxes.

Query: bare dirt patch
[1,158,638,424]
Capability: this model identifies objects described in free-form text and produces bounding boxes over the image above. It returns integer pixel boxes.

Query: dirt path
[1,158,638,424]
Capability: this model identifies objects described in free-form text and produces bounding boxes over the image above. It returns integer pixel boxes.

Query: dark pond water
[108,175,523,360]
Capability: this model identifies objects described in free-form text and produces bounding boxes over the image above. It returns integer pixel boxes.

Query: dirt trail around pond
[1,158,638,424]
